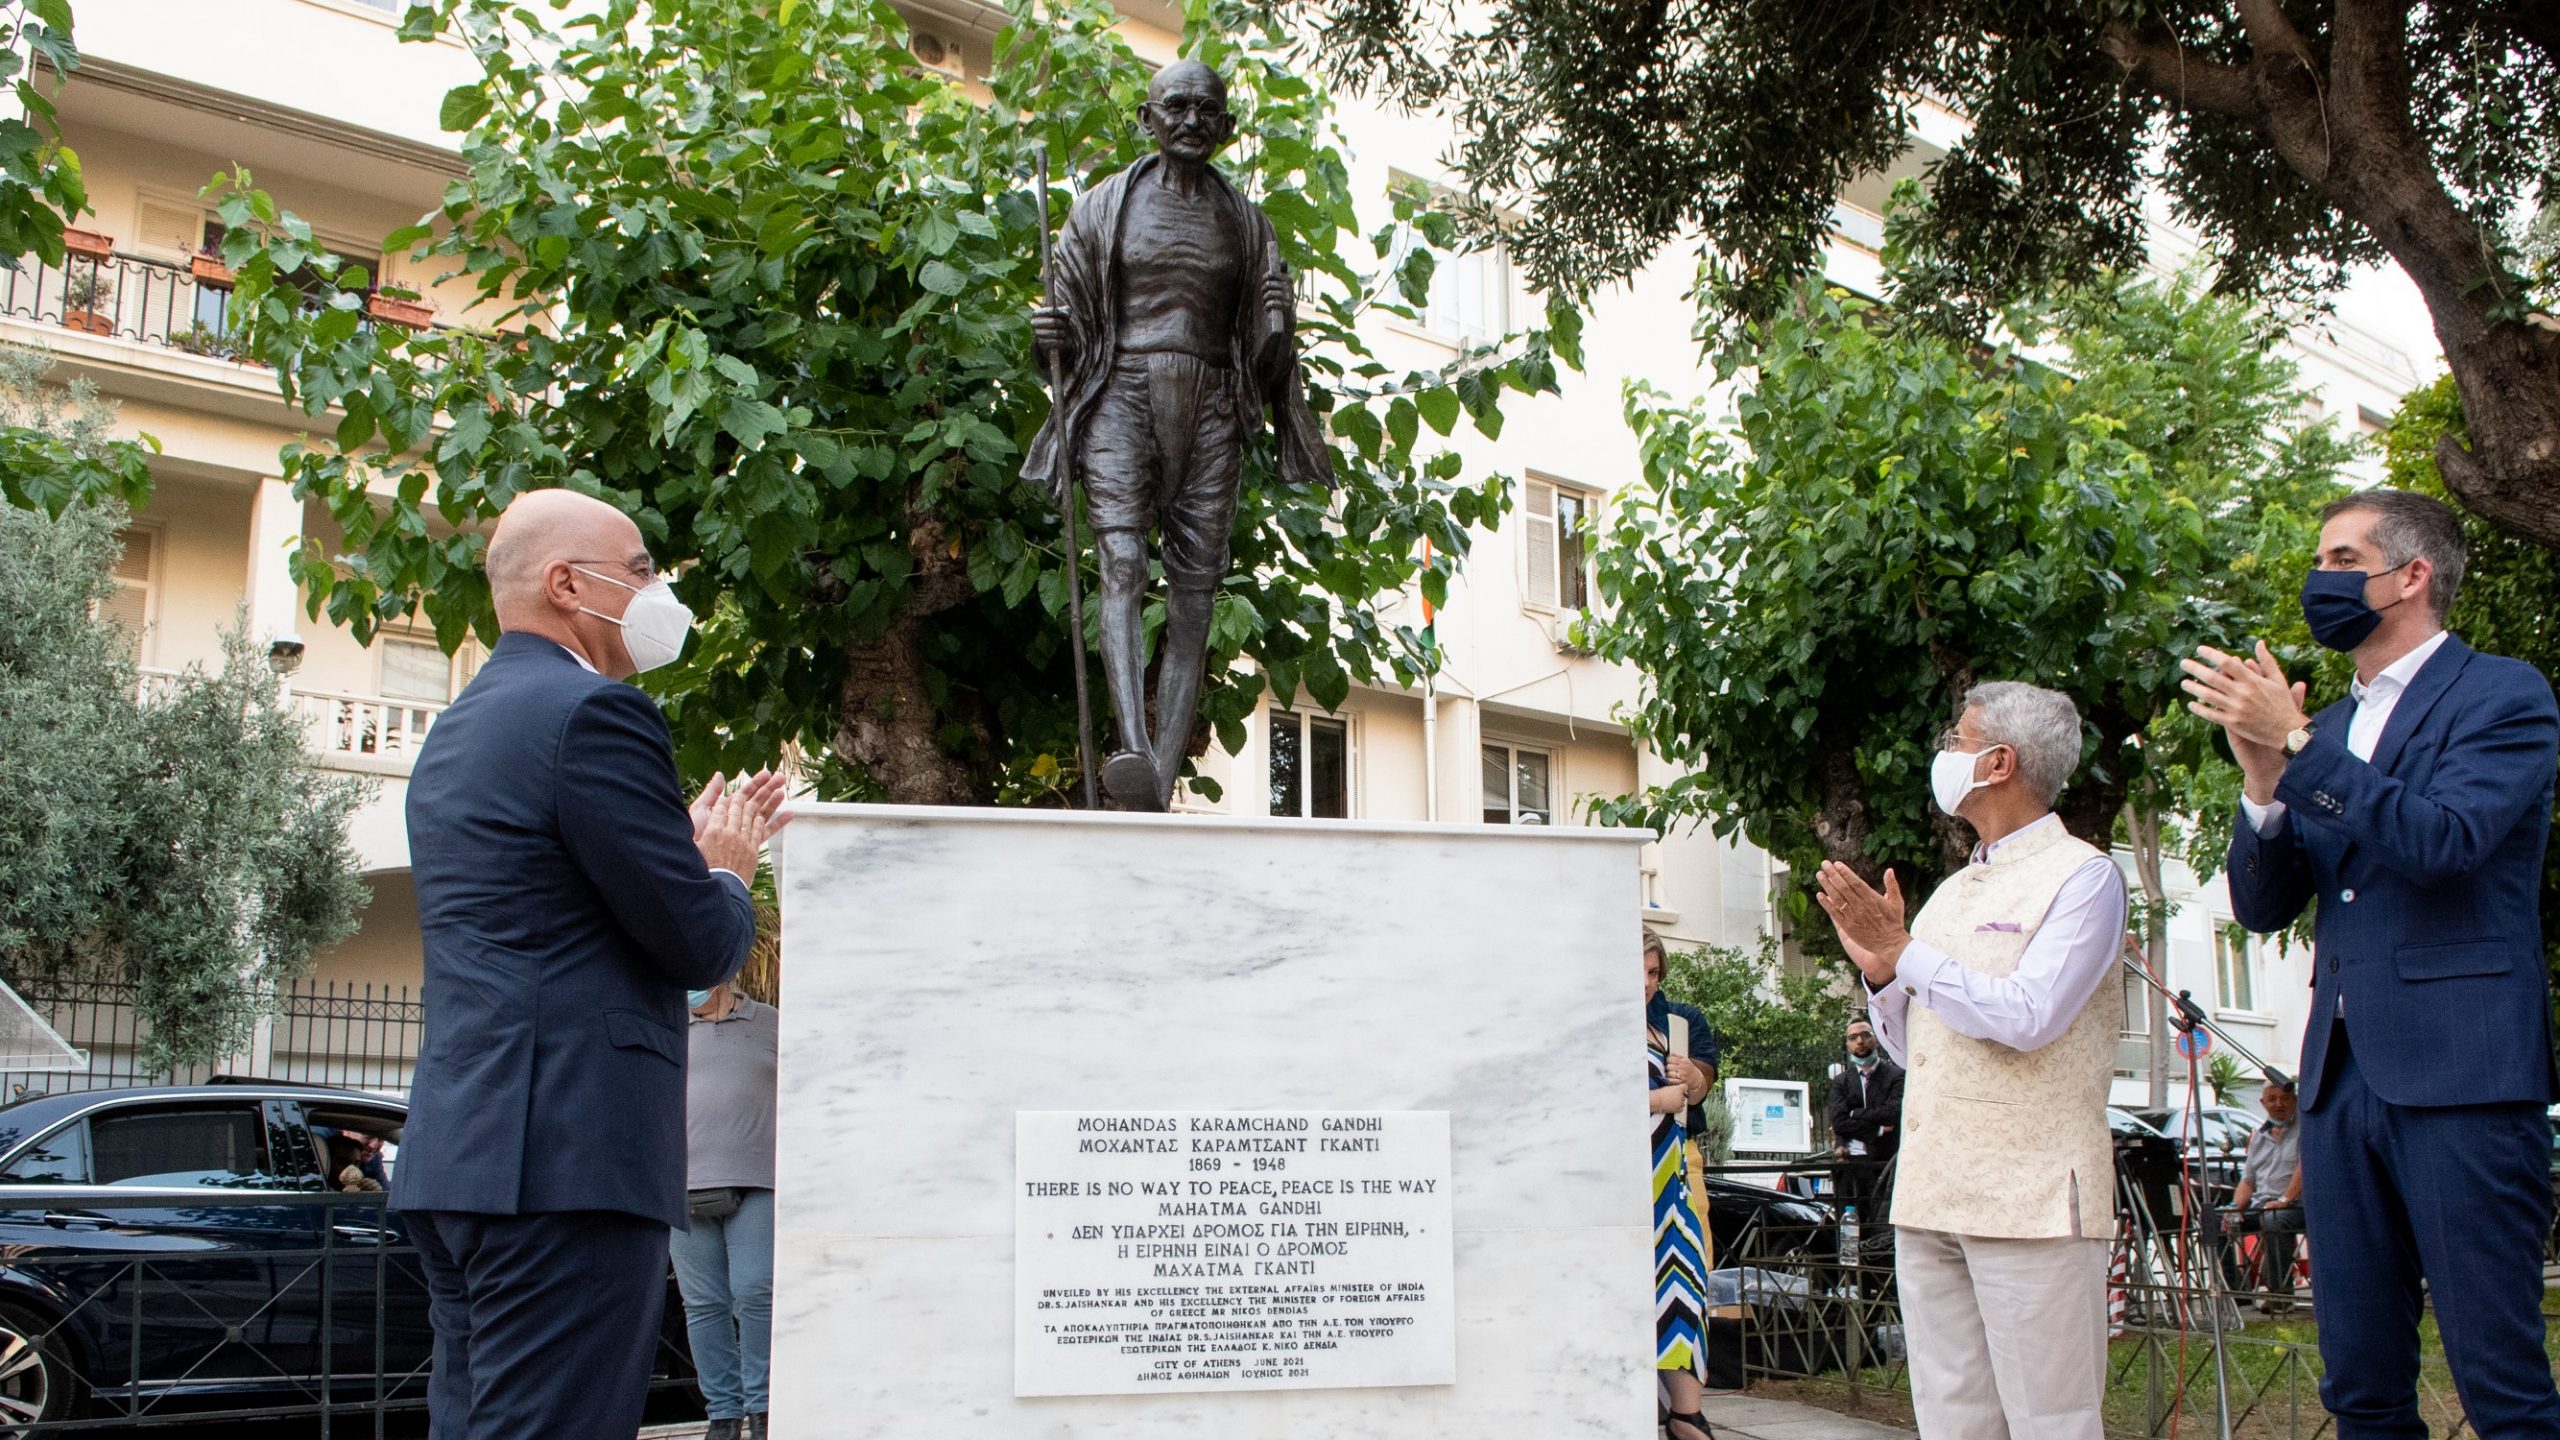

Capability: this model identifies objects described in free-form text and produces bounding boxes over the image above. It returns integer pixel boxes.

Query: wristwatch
[2281,724,2314,758]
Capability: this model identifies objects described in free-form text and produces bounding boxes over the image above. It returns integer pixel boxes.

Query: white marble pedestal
[771,806,1654,1438]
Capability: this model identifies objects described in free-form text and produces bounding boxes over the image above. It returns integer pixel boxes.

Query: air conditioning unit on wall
[909,30,965,79]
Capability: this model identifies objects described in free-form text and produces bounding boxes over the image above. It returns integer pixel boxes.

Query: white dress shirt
[2239,628,2451,837]
[1868,815,2130,1064]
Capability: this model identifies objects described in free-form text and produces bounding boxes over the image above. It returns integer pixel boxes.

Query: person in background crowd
[345,1130,388,1187]
[1644,929,1719,1115]
[1648,934,1715,1440]
[675,978,781,1440]
[1827,1016,1904,1225]
[2223,1078,2303,1310]
[395,488,790,1440]
[2191,488,2560,1437]
[1817,681,2128,1440]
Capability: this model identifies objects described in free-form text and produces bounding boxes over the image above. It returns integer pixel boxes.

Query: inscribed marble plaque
[1015,1109,1456,1397]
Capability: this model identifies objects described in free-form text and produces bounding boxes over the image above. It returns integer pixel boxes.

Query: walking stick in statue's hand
[1034,147,1100,810]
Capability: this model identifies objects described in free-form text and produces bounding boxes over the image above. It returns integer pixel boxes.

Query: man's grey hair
[1961,681,2085,808]
[2320,488,2467,622]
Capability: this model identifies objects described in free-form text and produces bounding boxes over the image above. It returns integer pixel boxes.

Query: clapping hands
[2179,641,2313,802]
[691,769,793,879]
[1815,861,1913,987]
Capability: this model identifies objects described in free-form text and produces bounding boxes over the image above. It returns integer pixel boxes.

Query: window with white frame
[1423,242,1510,345]
[2121,966,2150,1039]
[379,630,479,708]
[1521,477,1594,612]
[97,527,157,664]
[1481,742,1554,825]
[2213,927,2256,1012]
[1387,180,1514,347]
[1268,710,1350,819]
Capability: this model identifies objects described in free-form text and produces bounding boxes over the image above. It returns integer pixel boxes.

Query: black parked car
[0,1081,690,1431]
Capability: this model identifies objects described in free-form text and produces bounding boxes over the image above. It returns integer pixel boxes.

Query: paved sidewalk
[643,1391,1916,1439]
[1698,1391,1917,1440]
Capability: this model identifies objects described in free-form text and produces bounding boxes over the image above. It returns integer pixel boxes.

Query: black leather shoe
[748,1416,769,1440]
[704,1419,743,1440]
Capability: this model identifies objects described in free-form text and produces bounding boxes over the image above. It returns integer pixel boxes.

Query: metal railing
[1697,1154,2507,1439]
[3,248,446,366]
[1,980,426,1102]
[0,1189,697,1436]
[1,250,245,360]
[291,687,449,764]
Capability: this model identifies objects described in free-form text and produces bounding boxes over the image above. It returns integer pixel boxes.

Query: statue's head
[1139,60,1234,164]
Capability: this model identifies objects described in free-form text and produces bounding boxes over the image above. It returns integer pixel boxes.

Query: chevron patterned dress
[1652,1037,1708,1378]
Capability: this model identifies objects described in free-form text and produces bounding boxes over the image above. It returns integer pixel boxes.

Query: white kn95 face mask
[575,568,695,674]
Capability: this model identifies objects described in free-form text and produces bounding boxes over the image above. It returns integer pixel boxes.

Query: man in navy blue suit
[2186,488,2560,1439]
[395,489,790,1440]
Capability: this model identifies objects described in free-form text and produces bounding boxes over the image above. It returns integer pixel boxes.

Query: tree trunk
[2105,0,2560,550]
[833,613,978,805]
[827,476,988,805]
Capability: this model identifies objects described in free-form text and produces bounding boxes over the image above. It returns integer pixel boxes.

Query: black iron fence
[1699,1154,2502,1439]
[3,981,425,1102]
[1,249,245,359]
[2,248,444,365]
[0,1189,695,1437]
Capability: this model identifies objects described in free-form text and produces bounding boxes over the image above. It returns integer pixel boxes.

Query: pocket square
[1975,921,2023,933]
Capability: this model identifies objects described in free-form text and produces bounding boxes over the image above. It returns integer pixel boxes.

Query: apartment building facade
[11,0,2431,1092]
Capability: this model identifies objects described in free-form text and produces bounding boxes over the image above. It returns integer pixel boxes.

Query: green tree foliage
[1658,936,1855,1129]
[1589,273,2350,906]
[2380,373,2560,978]
[0,483,369,1071]
[209,0,1560,804]
[1,1,156,516]
[1265,0,2560,555]
[0,0,89,273]
[0,341,153,514]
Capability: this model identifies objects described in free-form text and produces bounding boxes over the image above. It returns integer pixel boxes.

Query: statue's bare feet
[1101,751,1166,812]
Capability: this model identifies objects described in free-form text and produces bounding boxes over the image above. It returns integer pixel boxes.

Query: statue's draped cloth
[1024,154,1333,509]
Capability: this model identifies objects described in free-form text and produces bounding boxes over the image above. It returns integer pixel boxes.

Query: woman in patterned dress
[1652,1014,1713,1437]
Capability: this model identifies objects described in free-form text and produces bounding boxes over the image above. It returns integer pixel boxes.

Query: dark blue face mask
[2300,563,2409,652]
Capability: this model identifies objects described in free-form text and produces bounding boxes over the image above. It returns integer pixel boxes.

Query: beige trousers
[1896,1225,2108,1440]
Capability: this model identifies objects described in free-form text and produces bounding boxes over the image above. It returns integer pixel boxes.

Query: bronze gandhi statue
[1026,60,1332,812]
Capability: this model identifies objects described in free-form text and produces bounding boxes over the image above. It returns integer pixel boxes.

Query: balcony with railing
[2,243,440,366]
[4,244,243,357]
[136,667,446,774]
[293,686,447,772]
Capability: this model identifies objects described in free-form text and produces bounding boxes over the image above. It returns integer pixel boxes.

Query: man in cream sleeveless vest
[1815,682,2128,1440]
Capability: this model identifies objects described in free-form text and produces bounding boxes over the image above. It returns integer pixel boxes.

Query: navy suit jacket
[2227,634,2560,1112]
[393,633,755,1228]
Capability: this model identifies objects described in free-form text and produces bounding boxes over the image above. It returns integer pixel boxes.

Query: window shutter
[1523,479,1558,608]
[134,197,206,262]
[99,529,154,660]
[114,529,154,582]
[381,635,454,703]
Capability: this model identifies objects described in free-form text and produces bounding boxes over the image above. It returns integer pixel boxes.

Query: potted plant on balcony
[60,228,114,260]
[364,285,435,330]
[59,267,113,335]
[171,321,229,359]
[189,243,233,290]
